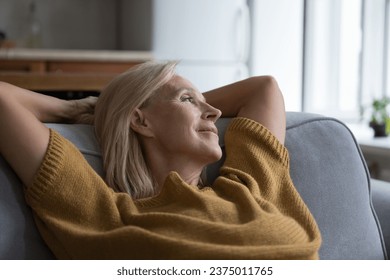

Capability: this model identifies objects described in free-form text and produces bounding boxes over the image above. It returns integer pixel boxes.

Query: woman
[0,61,321,259]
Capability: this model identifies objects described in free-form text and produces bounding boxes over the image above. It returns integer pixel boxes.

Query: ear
[130,109,155,138]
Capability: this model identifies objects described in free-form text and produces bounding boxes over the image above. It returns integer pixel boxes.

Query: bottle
[26,0,42,48]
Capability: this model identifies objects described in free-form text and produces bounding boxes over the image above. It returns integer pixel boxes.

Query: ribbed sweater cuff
[227,117,289,166]
[27,129,65,206]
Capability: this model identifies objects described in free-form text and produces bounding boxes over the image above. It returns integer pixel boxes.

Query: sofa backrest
[0,112,386,259]
[285,113,386,259]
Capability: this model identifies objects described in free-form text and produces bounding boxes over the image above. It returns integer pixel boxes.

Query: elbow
[249,75,284,106]
[0,81,12,99]
[0,82,8,102]
[252,75,282,96]
[254,76,286,143]
[0,82,25,112]
[0,81,10,91]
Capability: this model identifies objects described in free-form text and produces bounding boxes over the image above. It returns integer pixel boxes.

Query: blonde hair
[94,61,177,199]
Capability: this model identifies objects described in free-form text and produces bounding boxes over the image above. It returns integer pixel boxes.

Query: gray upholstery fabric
[371,179,390,257]
[0,157,54,259]
[284,113,386,259]
[0,112,388,259]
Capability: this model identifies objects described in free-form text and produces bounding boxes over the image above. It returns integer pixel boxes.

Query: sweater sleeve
[221,117,291,202]
[25,129,138,259]
[219,117,321,246]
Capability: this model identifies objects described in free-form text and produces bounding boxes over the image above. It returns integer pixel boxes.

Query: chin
[205,146,223,164]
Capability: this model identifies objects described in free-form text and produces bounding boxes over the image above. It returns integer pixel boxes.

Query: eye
[180,96,195,103]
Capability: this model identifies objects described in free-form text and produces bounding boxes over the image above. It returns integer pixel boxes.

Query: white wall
[248,0,304,112]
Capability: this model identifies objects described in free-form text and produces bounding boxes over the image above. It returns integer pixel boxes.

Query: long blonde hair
[94,61,177,199]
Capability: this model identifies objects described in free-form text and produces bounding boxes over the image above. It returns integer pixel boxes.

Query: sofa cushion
[0,156,54,259]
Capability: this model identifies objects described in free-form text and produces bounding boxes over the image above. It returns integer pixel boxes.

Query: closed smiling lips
[198,126,218,135]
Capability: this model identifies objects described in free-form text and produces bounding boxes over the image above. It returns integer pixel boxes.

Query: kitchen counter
[0,48,153,62]
[0,48,153,93]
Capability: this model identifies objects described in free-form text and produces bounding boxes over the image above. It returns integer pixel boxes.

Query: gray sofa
[0,112,389,259]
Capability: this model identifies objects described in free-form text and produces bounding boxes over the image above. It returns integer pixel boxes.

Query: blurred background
[1,0,390,180]
[1,0,388,121]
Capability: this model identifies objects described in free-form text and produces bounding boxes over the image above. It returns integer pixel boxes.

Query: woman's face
[141,75,223,165]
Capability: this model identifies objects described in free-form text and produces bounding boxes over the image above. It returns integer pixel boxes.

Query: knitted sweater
[26,117,321,259]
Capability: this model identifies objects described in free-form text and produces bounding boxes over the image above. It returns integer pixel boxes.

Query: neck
[159,164,202,190]
[143,144,204,191]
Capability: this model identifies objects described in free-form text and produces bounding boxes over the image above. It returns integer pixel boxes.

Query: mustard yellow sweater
[26,117,321,259]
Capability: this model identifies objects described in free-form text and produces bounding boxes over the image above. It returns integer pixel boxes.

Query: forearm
[203,76,286,143]
[0,81,74,123]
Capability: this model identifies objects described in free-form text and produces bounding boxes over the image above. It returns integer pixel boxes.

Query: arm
[0,82,95,187]
[203,76,286,144]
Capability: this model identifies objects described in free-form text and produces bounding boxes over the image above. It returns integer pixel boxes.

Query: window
[360,0,388,114]
[249,0,389,121]
[303,0,363,121]
[249,0,304,112]
[385,0,390,97]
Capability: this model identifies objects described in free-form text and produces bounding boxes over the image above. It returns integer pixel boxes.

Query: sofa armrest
[371,179,390,257]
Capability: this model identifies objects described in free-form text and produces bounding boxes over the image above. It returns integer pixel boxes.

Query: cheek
[154,109,197,135]
[151,115,196,146]
[146,104,204,147]
[158,116,194,136]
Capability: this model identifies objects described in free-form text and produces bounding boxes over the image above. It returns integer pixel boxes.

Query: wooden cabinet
[0,49,152,96]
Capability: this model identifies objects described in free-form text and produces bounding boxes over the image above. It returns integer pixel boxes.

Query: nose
[202,102,222,122]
